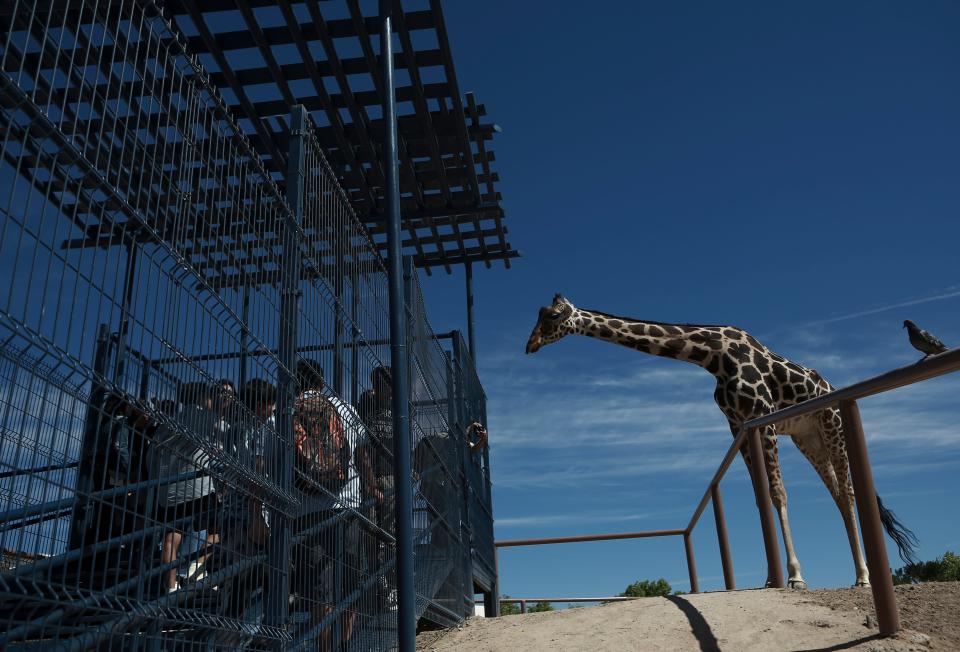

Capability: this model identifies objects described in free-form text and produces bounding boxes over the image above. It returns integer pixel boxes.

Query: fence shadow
[665,594,721,652]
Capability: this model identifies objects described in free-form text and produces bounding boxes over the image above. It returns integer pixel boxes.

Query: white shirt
[301,389,369,510]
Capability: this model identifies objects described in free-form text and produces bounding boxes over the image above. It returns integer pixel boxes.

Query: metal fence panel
[0,2,494,648]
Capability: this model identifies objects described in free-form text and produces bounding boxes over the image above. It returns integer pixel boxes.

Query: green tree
[498,597,520,616]
[619,578,674,598]
[892,551,960,585]
[529,601,555,612]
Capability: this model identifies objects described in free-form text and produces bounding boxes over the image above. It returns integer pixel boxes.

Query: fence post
[266,103,306,632]
[711,484,735,590]
[465,261,476,360]
[69,323,112,550]
[684,532,700,593]
[520,600,527,614]
[838,400,900,636]
[381,2,416,642]
[747,427,785,588]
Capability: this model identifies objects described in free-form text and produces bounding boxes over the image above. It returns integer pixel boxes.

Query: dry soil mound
[417,584,956,651]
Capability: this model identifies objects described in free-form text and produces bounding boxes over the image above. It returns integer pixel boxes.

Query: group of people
[132,359,488,646]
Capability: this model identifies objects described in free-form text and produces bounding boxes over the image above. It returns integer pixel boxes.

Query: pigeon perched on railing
[903,320,949,357]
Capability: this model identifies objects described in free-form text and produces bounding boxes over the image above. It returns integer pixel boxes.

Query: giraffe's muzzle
[525,328,543,354]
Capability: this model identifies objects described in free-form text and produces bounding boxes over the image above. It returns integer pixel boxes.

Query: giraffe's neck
[571,308,728,370]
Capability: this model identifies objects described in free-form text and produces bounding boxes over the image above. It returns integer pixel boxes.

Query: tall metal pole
[711,484,735,590]
[465,261,476,360]
[838,400,901,636]
[238,283,250,391]
[683,532,699,593]
[380,5,416,648]
[267,103,306,631]
[747,427,785,589]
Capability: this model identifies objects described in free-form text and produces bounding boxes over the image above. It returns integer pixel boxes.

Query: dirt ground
[417,584,959,652]
[806,582,960,651]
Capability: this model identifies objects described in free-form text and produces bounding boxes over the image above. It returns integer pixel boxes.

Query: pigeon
[903,319,949,357]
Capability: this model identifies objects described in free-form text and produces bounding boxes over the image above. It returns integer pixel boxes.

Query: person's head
[156,398,178,416]
[177,382,214,410]
[243,378,277,420]
[216,378,236,414]
[370,366,391,396]
[293,394,328,439]
[296,359,325,392]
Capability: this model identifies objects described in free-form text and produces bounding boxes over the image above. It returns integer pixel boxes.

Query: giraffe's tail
[876,494,919,565]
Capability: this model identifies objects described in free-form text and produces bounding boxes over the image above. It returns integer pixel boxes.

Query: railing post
[747,427,785,588]
[711,484,735,590]
[684,532,699,593]
[838,400,900,636]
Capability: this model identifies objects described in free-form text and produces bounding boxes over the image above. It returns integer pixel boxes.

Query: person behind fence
[151,382,222,594]
[216,378,239,433]
[290,388,352,650]
[218,379,275,549]
[354,365,396,610]
[295,359,368,645]
[413,422,488,551]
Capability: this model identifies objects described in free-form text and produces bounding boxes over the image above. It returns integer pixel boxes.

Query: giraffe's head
[526,294,577,354]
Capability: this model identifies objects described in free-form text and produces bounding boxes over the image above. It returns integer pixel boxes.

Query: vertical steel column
[711,485,735,590]
[380,5,416,648]
[747,427,785,588]
[465,262,476,360]
[266,104,307,632]
[838,400,900,636]
[447,350,473,618]
[350,270,360,404]
[238,283,250,391]
[114,243,139,386]
[334,274,345,395]
[684,532,700,593]
[69,324,112,550]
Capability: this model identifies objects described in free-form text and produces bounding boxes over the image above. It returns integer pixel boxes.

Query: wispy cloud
[795,286,960,329]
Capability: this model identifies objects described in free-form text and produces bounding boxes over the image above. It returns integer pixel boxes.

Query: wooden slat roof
[160,0,519,274]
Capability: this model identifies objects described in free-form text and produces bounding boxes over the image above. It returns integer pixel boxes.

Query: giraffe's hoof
[788,579,807,591]
[854,580,871,588]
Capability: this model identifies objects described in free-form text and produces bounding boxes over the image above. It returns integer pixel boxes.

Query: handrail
[496,348,960,632]
[499,597,639,603]
[687,348,960,535]
[496,529,685,547]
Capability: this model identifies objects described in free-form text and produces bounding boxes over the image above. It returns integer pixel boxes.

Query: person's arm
[356,444,383,505]
[466,422,488,454]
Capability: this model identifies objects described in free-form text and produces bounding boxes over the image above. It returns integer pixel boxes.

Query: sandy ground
[416,586,951,652]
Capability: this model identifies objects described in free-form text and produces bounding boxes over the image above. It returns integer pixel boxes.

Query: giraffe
[525,294,917,589]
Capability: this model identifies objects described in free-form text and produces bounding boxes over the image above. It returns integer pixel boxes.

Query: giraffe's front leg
[761,425,807,590]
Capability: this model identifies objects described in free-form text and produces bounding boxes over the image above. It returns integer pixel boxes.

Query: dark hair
[177,381,212,407]
[243,378,277,410]
[218,378,236,391]
[371,366,391,386]
[296,359,325,390]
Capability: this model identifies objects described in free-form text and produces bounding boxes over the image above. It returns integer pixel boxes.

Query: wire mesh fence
[0,1,494,648]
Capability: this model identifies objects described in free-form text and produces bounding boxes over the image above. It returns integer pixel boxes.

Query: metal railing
[0,2,493,648]
[497,348,960,636]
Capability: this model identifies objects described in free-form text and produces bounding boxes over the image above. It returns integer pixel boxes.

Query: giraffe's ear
[552,293,565,305]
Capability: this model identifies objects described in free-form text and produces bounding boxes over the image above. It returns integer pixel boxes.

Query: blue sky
[418,2,960,600]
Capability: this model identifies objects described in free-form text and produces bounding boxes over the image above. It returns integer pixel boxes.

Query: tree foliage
[892,551,960,585]
[529,601,554,612]
[619,578,674,598]
[498,597,520,616]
